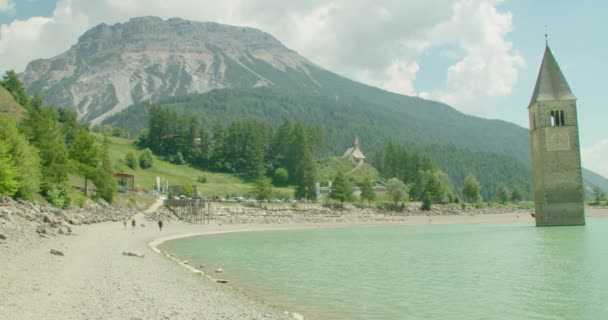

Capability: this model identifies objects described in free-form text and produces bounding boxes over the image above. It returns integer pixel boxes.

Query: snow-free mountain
[20,16,322,123]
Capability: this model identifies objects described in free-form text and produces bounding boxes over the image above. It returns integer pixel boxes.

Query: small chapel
[342,135,366,165]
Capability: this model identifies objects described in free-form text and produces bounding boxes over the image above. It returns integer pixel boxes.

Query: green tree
[511,187,523,202]
[209,122,227,170]
[173,152,185,165]
[255,175,273,200]
[462,174,481,203]
[69,126,99,196]
[421,191,432,211]
[139,148,154,169]
[23,107,70,198]
[0,116,41,199]
[1,70,29,107]
[496,184,510,204]
[58,108,79,146]
[272,119,293,167]
[417,170,446,203]
[359,177,376,206]
[386,178,409,206]
[593,186,605,204]
[330,171,353,203]
[294,149,317,200]
[273,167,289,186]
[0,140,19,196]
[125,152,138,170]
[92,137,116,203]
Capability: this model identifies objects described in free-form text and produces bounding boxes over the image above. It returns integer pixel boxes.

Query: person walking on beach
[131,219,136,229]
[158,220,163,232]
[123,218,127,229]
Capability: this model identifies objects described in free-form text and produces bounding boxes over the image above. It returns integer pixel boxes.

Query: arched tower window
[560,110,565,125]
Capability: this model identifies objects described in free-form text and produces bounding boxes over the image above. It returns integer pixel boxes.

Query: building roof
[529,45,576,106]
[342,135,366,160]
[343,147,365,159]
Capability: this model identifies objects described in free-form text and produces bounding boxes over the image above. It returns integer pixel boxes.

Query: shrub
[45,184,71,208]
[139,148,153,169]
[273,167,288,186]
[421,192,432,211]
[173,152,185,165]
[181,185,194,198]
[125,152,138,170]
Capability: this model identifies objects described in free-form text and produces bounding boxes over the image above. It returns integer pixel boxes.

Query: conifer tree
[0,116,41,199]
[69,126,99,196]
[255,175,273,200]
[294,149,317,200]
[0,140,19,196]
[24,107,70,196]
[1,70,29,107]
[330,171,353,203]
[209,122,227,170]
[359,177,375,206]
[93,136,116,203]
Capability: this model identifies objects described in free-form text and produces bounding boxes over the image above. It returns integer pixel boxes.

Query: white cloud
[0,0,525,118]
[0,0,15,13]
[415,0,525,116]
[582,139,608,178]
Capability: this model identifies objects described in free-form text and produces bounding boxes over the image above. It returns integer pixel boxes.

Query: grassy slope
[98,134,294,198]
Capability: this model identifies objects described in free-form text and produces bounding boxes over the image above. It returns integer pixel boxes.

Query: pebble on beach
[49,249,64,256]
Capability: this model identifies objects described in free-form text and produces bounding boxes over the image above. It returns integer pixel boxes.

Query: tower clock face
[546,129,570,151]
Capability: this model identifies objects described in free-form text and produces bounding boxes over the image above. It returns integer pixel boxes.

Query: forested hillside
[104,87,534,199]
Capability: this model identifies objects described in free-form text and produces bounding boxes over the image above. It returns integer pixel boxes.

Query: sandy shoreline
[2,202,607,320]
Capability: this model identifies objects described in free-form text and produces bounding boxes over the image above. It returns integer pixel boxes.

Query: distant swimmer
[158,220,164,232]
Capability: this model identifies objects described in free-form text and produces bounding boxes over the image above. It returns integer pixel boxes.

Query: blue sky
[0,0,606,176]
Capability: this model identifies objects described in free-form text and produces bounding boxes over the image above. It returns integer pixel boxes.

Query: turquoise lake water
[160,220,608,319]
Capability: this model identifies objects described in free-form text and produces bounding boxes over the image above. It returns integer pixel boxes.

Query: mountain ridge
[20,16,321,123]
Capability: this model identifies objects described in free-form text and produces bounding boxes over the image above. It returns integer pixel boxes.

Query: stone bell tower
[528,42,585,226]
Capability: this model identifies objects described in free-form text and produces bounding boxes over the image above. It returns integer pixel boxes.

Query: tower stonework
[529,44,585,226]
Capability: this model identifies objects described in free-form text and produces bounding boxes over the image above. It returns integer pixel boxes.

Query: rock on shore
[0,195,138,256]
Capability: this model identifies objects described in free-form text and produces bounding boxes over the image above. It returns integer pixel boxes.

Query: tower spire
[544,24,548,46]
[529,40,575,105]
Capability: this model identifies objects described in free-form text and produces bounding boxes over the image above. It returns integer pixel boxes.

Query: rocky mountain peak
[20,17,316,123]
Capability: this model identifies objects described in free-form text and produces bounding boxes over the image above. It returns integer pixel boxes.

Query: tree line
[0,70,115,206]
[138,105,321,199]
